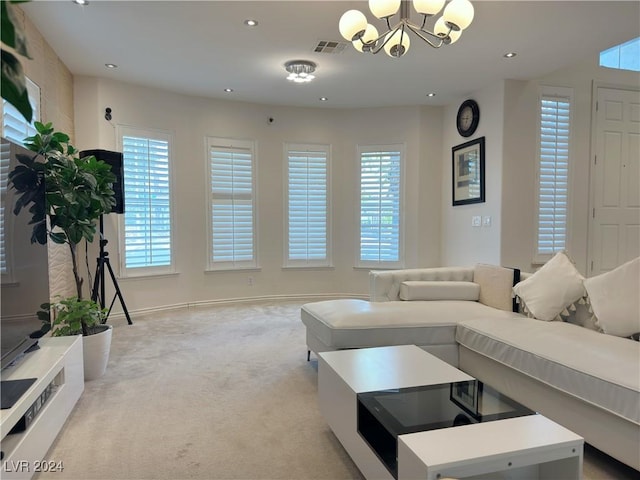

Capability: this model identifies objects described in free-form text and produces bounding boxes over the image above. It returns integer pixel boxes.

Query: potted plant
[9,121,117,380]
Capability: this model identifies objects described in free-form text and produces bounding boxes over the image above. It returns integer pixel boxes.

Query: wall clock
[456,99,480,137]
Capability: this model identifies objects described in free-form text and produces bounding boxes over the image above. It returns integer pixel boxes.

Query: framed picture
[450,380,480,417]
[452,137,485,206]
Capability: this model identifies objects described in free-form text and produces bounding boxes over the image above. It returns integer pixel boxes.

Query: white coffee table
[318,345,583,480]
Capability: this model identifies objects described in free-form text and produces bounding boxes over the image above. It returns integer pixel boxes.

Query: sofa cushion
[473,264,517,312]
[512,252,585,321]
[456,317,640,424]
[301,299,520,349]
[584,257,640,338]
[399,281,480,301]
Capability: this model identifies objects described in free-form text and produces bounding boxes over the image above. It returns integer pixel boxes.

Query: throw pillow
[512,251,585,321]
[474,264,517,312]
[583,257,640,337]
[399,281,480,301]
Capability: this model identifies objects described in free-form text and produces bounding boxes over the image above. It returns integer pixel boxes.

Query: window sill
[119,271,180,280]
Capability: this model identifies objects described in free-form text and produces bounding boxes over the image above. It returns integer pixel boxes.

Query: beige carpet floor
[36,301,638,480]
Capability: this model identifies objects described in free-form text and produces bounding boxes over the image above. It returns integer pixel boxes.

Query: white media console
[1,336,84,479]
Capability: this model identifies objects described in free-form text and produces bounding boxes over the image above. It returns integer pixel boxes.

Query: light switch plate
[472,216,481,227]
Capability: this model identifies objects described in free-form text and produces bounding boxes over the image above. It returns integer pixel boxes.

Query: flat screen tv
[0,137,48,372]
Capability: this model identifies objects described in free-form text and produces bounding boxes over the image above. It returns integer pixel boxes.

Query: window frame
[206,136,258,271]
[356,143,404,269]
[534,86,573,264]
[117,125,175,278]
[283,142,332,268]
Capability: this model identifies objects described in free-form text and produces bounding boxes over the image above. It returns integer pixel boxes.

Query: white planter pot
[82,325,112,381]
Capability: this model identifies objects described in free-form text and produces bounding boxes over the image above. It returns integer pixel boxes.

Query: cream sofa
[301,264,640,471]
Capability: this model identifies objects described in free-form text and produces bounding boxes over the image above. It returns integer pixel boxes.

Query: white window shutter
[208,138,256,269]
[0,141,10,274]
[2,77,40,145]
[121,134,172,272]
[359,147,402,266]
[286,144,329,266]
[536,88,572,260]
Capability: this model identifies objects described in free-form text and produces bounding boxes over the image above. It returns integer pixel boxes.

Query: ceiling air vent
[314,41,347,54]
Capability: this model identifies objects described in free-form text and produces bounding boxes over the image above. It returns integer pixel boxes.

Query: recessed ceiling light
[105,63,117,69]
[426,92,436,97]
[319,97,328,102]
[504,52,517,58]
[72,0,89,5]
[244,19,258,27]
[224,88,234,93]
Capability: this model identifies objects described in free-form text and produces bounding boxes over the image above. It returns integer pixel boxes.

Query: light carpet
[36,301,638,480]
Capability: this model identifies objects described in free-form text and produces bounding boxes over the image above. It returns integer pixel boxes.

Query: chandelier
[338,0,474,58]
[285,60,317,83]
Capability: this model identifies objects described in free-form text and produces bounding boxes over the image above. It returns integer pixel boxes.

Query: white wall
[441,81,505,266]
[499,55,639,275]
[441,56,639,274]
[73,77,443,313]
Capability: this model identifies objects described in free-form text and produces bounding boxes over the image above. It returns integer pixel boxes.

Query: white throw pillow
[584,257,640,337]
[512,252,585,321]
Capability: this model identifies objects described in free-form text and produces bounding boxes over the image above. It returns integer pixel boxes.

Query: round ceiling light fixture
[285,60,317,83]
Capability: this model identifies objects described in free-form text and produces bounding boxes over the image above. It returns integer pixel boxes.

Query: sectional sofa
[301,255,640,471]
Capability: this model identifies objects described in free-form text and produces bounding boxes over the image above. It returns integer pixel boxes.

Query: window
[535,87,572,262]
[2,77,40,145]
[1,77,40,282]
[285,143,330,267]
[358,145,403,267]
[207,137,257,270]
[118,127,173,276]
[0,141,11,279]
[600,37,640,72]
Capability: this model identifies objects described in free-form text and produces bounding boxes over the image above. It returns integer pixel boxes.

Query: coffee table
[317,345,583,480]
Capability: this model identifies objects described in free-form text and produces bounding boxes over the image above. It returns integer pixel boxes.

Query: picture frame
[450,380,480,418]
[452,137,485,206]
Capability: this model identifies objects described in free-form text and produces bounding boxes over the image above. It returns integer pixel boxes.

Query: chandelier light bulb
[413,0,445,16]
[443,0,474,31]
[434,17,461,44]
[384,28,410,58]
[353,24,380,52]
[368,0,401,19]
[339,9,368,41]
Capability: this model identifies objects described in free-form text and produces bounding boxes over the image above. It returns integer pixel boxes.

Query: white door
[589,86,640,275]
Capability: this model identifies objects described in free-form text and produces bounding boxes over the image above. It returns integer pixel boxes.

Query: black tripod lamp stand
[91,215,132,325]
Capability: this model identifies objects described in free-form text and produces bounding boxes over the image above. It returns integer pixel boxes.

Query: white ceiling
[21,1,640,109]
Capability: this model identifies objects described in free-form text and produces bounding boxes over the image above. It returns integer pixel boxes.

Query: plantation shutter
[0,141,10,274]
[121,135,172,271]
[537,91,571,259]
[287,145,329,266]
[359,147,402,265]
[1,78,40,145]
[208,139,256,268]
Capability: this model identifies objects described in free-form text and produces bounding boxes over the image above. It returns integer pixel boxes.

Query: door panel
[590,87,640,275]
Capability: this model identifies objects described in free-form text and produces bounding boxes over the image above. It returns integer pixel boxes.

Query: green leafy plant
[38,297,108,337]
[1,0,33,123]
[9,122,116,336]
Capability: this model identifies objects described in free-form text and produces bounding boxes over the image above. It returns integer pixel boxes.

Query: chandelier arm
[369,25,398,54]
[404,23,446,48]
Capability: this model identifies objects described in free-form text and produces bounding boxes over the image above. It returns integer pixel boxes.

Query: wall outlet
[472,216,481,227]
[483,216,492,227]
[248,276,254,286]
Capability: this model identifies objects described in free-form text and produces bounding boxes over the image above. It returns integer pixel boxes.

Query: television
[0,137,48,373]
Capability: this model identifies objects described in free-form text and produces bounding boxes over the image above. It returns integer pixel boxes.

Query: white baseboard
[105,293,368,321]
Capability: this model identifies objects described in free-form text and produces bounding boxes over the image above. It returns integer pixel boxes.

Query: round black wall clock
[456,99,480,137]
